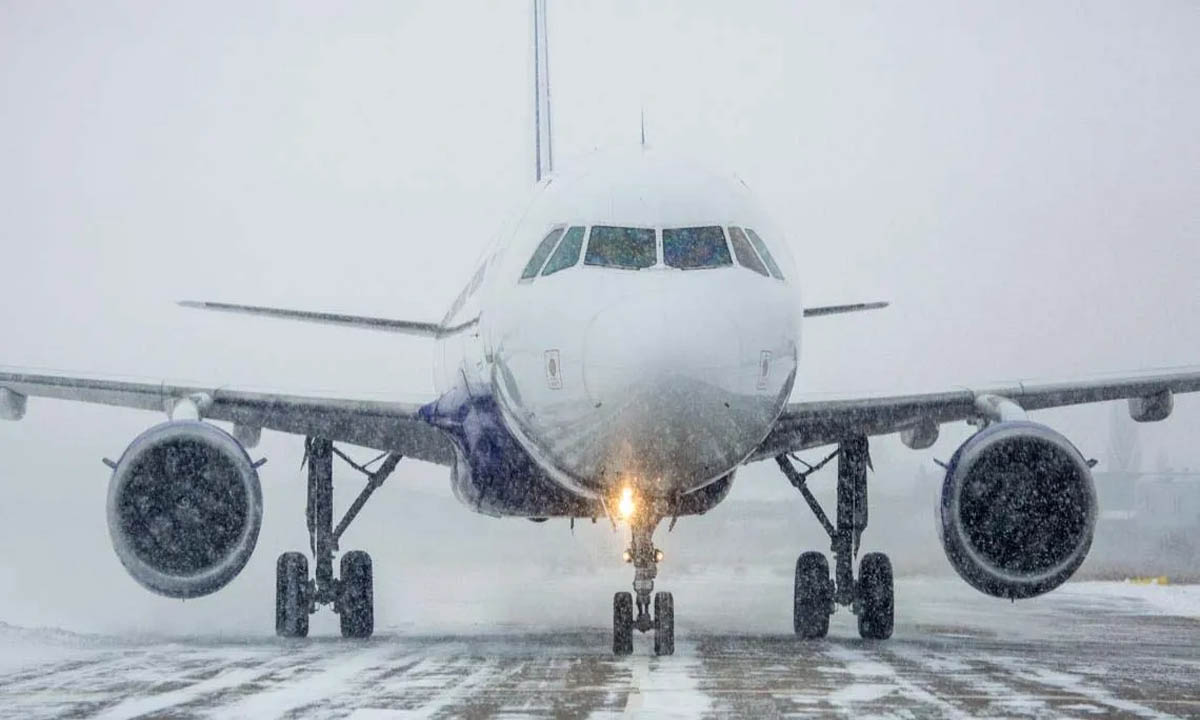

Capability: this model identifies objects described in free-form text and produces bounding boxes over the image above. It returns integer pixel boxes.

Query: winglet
[803,301,890,318]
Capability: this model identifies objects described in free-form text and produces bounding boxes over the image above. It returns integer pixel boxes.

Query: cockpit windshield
[745,228,785,280]
[662,226,732,269]
[521,227,565,280]
[519,224,784,281]
[584,226,657,270]
[727,226,769,277]
[541,226,586,276]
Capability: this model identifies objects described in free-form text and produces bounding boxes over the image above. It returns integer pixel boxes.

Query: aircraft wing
[750,366,1200,461]
[0,367,456,466]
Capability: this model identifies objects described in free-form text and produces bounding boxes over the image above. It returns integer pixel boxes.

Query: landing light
[617,486,636,520]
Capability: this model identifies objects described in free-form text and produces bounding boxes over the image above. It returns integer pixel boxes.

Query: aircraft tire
[339,551,374,639]
[276,552,309,638]
[613,592,634,655]
[794,551,832,639]
[857,552,894,640]
[653,591,674,656]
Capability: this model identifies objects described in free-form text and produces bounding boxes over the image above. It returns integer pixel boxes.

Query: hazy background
[1,0,1197,636]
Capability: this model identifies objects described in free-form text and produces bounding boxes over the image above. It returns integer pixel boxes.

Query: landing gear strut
[276,437,401,639]
[613,514,673,656]
[776,436,894,640]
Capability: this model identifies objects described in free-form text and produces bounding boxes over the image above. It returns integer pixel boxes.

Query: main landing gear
[276,437,402,639]
[613,514,674,656]
[776,436,894,640]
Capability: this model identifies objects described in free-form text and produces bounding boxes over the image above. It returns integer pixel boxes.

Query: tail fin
[532,0,553,182]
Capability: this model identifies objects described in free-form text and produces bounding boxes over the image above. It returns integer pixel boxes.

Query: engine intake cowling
[939,421,1096,599]
[107,421,263,598]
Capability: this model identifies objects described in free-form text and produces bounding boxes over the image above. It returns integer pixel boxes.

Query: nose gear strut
[630,521,659,632]
[613,511,674,655]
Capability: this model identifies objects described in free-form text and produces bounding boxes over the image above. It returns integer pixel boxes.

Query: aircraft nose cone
[580,290,771,486]
[582,291,742,407]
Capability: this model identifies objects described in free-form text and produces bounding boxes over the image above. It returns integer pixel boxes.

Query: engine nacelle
[939,421,1096,599]
[107,421,263,598]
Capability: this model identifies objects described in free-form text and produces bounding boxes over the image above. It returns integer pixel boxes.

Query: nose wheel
[653,591,674,656]
[613,516,674,655]
[613,592,634,654]
[612,590,674,656]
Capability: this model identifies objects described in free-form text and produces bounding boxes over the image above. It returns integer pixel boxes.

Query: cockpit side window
[662,226,732,269]
[520,227,566,280]
[745,229,785,280]
[728,226,769,277]
[541,226,586,276]
[584,226,657,269]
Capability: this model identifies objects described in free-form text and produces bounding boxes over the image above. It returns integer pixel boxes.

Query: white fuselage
[434,149,801,502]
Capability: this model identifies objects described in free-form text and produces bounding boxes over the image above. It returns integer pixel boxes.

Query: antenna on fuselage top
[532,0,553,183]
[640,106,646,148]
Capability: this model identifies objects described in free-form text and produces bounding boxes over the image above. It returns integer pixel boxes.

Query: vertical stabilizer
[533,0,553,182]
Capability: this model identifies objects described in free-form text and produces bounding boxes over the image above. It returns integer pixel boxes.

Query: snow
[1,578,1196,718]
[205,645,402,719]
[827,682,896,703]
[0,621,107,673]
[1059,581,1200,618]
[990,658,1177,720]
[824,645,972,720]
[95,665,279,720]
[621,643,712,719]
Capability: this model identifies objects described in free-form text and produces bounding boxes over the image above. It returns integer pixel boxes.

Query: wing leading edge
[751,366,1200,461]
[802,301,889,317]
[0,368,455,465]
[178,301,478,338]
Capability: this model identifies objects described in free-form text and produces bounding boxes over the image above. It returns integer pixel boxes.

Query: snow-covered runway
[2,577,1197,719]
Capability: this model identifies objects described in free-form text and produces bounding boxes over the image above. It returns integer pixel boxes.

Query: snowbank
[1061,581,1200,618]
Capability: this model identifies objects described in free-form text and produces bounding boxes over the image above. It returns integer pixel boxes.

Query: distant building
[1091,471,1200,578]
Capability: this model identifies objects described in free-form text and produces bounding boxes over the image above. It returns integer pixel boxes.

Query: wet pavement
[1,578,1197,719]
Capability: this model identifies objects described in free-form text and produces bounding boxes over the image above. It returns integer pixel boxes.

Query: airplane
[3,1,1199,657]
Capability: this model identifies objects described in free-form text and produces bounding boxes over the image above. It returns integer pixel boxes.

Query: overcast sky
[0,1,1197,634]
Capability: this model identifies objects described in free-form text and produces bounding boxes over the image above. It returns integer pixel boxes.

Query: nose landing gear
[776,436,894,640]
[613,515,674,656]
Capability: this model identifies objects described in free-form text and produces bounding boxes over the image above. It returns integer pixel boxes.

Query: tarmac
[1,575,1197,719]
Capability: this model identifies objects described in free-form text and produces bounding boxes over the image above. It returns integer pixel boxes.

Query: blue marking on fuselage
[420,382,597,517]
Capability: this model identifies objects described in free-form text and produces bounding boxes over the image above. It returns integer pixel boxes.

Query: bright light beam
[617,486,636,520]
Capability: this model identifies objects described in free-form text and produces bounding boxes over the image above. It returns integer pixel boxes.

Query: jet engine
[106,420,263,598]
[938,421,1096,599]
